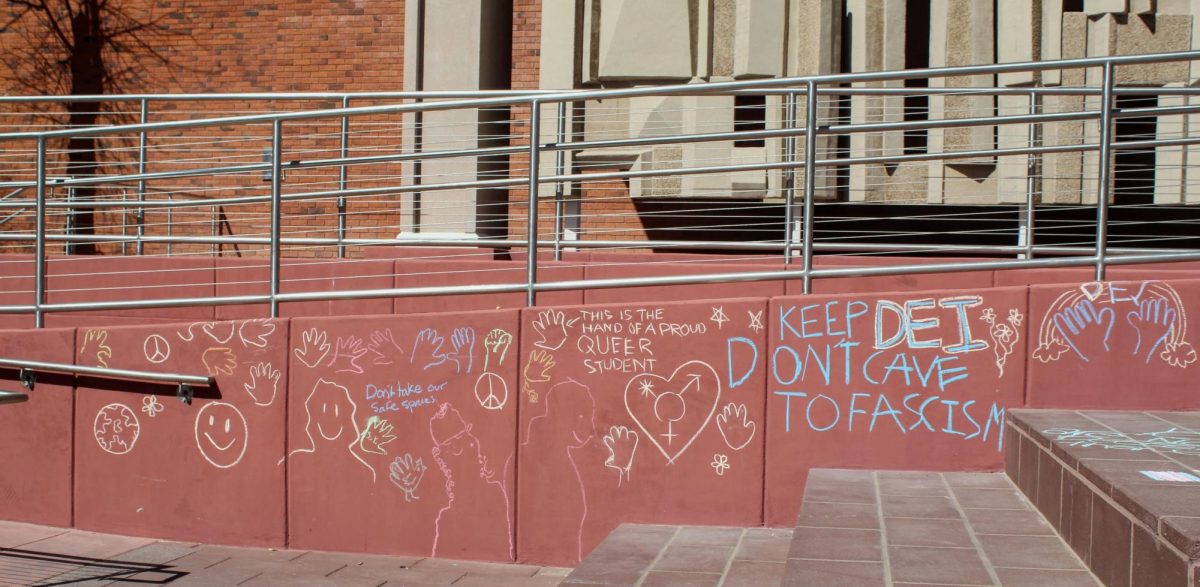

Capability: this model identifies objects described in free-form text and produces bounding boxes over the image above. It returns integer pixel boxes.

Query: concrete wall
[2,253,1200,565]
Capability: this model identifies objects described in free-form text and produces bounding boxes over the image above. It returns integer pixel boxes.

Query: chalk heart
[624,360,721,465]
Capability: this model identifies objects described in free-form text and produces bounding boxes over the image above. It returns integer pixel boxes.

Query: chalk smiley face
[308,379,355,442]
[194,402,248,468]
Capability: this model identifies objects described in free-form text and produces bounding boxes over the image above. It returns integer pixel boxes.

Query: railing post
[136,98,148,256]
[783,91,798,265]
[527,100,542,307]
[801,80,819,294]
[337,96,350,259]
[553,101,567,262]
[1095,61,1116,282]
[1021,91,1039,260]
[210,206,218,256]
[269,120,283,318]
[34,137,46,329]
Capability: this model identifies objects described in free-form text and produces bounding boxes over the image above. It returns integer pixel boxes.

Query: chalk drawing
[430,402,514,559]
[711,453,730,476]
[94,403,140,455]
[366,328,404,365]
[1042,427,1200,457]
[201,347,238,377]
[357,415,397,455]
[710,306,729,329]
[82,329,112,368]
[715,402,756,451]
[981,307,1022,376]
[282,379,377,480]
[1140,470,1200,483]
[238,319,276,348]
[446,327,476,374]
[602,425,638,485]
[389,453,428,502]
[483,328,513,371]
[748,310,764,333]
[624,360,721,465]
[411,328,449,371]
[521,379,596,563]
[522,350,556,404]
[178,322,236,344]
[244,362,281,407]
[532,309,579,351]
[141,395,164,418]
[143,334,170,364]
[294,328,331,368]
[474,372,508,411]
[1033,281,1196,367]
[326,336,368,374]
[194,401,249,469]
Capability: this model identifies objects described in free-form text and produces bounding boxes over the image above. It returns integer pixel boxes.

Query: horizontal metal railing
[0,50,1199,326]
[0,357,211,403]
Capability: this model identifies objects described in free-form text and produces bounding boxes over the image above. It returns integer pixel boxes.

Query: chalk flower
[1032,340,1069,363]
[1162,342,1198,368]
[981,308,997,323]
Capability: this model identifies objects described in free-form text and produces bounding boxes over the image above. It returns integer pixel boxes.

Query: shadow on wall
[0,277,1198,566]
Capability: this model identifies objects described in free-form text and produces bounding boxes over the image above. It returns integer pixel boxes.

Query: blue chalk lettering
[779,305,802,340]
[875,300,906,349]
[773,391,808,433]
[848,393,870,432]
[846,300,869,339]
[772,346,802,385]
[800,304,821,338]
[940,399,964,436]
[1109,283,1131,304]
[726,337,758,389]
[939,296,988,354]
[805,344,832,385]
[870,394,906,433]
[835,339,859,385]
[862,350,884,385]
[882,353,914,387]
[806,394,841,432]
[913,355,939,389]
[935,355,969,391]
[905,298,941,349]
[983,403,1006,452]
[825,301,846,338]
[904,393,938,432]
[962,400,981,440]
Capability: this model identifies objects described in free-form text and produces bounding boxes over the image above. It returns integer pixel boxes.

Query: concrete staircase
[563,409,1200,586]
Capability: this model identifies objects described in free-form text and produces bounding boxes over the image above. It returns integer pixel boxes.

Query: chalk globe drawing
[94,403,141,455]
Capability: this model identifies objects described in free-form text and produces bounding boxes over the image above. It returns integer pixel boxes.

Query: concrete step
[560,524,792,586]
[1007,409,1200,587]
[786,469,1100,586]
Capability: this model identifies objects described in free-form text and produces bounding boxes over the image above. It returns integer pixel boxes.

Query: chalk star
[748,310,764,333]
[638,379,655,397]
[710,306,729,329]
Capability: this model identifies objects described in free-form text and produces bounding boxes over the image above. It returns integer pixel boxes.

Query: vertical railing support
[782,91,798,265]
[337,96,350,258]
[136,99,148,255]
[1021,91,1039,260]
[269,120,283,318]
[210,206,218,256]
[527,100,542,307]
[801,80,819,294]
[34,137,46,329]
[1094,61,1116,282]
[553,101,567,261]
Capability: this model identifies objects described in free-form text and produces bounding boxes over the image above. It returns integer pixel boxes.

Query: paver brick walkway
[0,521,570,586]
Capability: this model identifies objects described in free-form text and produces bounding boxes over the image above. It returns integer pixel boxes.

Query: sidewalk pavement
[0,520,571,586]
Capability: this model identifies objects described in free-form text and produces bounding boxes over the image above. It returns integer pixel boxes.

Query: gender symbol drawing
[474,372,508,411]
[624,360,722,464]
[194,402,249,469]
[94,403,140,455]
[1033,281,1196,367]
[429,402,513,560]
[602,425,639,485]
[389,453,428,502]
[714,403,756,451]
[143,334,170,364]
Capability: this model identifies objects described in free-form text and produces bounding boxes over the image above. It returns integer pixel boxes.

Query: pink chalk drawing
[521,378,597,563]
[429,402,513,560]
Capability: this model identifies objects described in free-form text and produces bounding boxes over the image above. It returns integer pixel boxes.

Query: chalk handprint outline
[411,328,448,371]
[245,362,282,406]
[715,403,756,451]
[294,328,331,368]
[532,309,578,351]
[389,453,428,502]
[602,425,639,486]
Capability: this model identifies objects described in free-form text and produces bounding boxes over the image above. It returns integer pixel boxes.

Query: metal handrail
[2,49,1199,325]
[0,357,211,403]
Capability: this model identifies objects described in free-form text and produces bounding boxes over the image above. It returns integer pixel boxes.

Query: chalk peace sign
[143,334,171,364]
[474,372,508,411]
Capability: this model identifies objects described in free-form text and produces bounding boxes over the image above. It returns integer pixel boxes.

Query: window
[903,0,930,154]
[734,95,766,148]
